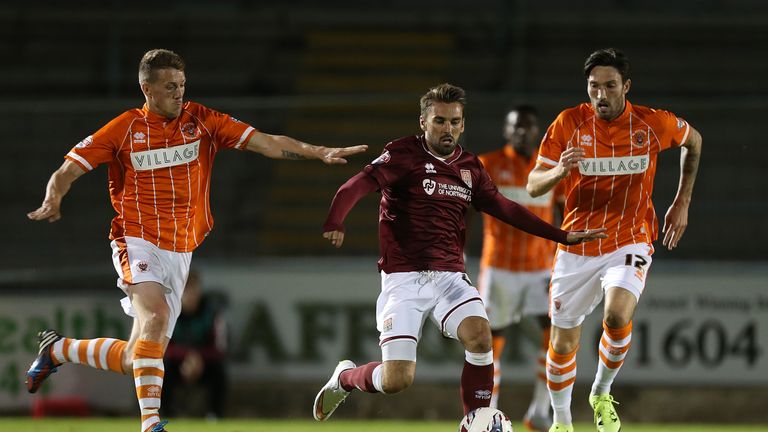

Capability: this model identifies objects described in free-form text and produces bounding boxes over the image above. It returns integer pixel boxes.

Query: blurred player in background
[527,48,702,432]
[162,269,227,419]
[24,48,366,432]
[313,83,606,422]
[477,106,563,432]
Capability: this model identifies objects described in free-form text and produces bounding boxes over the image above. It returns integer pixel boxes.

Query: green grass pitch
[2,418,766,432]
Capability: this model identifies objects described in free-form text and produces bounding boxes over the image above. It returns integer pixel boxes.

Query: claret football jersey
[537,101,690,256]
[65,102,256,252]
[363,134,502,273]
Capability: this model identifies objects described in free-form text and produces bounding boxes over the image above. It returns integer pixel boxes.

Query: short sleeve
[362,142,411,188]
[202,106,257,151]
[653,109,690,151]
[65,113,128,171]
[537,112,569,168]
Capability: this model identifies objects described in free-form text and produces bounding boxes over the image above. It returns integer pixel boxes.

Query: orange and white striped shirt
[538,101,689,256]
[66,102,256,252]
[479,147,563,271]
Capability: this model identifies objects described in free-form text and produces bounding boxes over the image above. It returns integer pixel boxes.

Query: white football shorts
[478,266,550,330]
[377,270,488,361]
[549,243,652,329]
[110,236,192,338]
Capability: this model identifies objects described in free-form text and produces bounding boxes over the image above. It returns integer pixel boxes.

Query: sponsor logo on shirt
[372,150,391,165]
[578,154,649,176]
[383,317,393,332]
[132,131,146,144]
[460,169,472,187]
[422,179,436,195]
[424,162,436,174]
[75,135,93,149]
[579,134,594,147]
[436,182,471,201]
[130,140,200,171]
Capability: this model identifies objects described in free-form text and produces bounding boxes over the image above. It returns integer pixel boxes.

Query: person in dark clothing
[162,269,228,419]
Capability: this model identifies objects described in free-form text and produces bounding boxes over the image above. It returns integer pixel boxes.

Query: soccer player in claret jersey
[312,83,607,422]
[527,49,702,432]
[24,49,366,432]
[477,106,563,432]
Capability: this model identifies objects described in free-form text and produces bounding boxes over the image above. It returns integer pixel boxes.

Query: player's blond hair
[420,83,467,117]
[138,49,185,83]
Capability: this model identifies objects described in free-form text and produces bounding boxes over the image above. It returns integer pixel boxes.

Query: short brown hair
[138,49,185,83]
[420,83,467,117]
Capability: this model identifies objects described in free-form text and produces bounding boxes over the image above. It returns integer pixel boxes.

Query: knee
[603,311,631,329]
[463,328,492,353]
[381,373,414,394]
[551,333,578,354]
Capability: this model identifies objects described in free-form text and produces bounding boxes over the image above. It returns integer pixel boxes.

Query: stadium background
[0,0,766,426]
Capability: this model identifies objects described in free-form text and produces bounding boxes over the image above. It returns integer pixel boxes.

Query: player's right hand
[323,230,345,248]
[558,147,586,177]
[27,202,61,223]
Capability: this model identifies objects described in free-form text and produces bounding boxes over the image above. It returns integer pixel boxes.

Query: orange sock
[51,338,127,374]
[133,340,165,432]
[546,342,578,425]
[490,334,506,408]
[592,321,632,395]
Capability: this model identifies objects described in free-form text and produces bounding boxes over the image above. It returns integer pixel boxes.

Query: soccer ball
[458,407,514,432]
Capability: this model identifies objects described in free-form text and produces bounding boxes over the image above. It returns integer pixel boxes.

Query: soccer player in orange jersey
[24,49,367,432]
[477,106,563,432]
[527,48,702,432]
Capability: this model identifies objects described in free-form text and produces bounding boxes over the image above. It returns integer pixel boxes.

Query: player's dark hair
[139,49,185,83]
[583,48,631,83]
[420,83,467,117]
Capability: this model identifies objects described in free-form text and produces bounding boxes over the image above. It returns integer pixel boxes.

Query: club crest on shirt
[136,260,149,273]
[632,130,647,148]
[371,150,391,165]
[422,179,436,195]
[460,169,472,187]
[181,122,200,140]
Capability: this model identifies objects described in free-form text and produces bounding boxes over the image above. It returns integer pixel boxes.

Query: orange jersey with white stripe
[538,101,690,256]
[65,102,256,252]
[479,147,563,271]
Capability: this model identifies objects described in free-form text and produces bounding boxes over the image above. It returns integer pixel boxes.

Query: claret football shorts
[377,270,488,361]
[549,243,652,329]
[478,267,550,330]
[110,236,192,338]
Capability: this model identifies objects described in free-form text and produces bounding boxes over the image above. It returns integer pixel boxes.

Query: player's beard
[428,134,458,157]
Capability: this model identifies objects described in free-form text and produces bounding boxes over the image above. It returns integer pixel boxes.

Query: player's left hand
[662,202,689,250]
[321,145,368,164]
[323,230,345,248]
[566,228,608,244]
[27,201,62,222]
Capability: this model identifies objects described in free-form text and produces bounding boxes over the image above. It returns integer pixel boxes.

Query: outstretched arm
[28,160,86,222]
[322,172,379,248]
[526,146,585,197]
[245,131,367,164]
[481,193,607,245]
[662,126,702,250]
